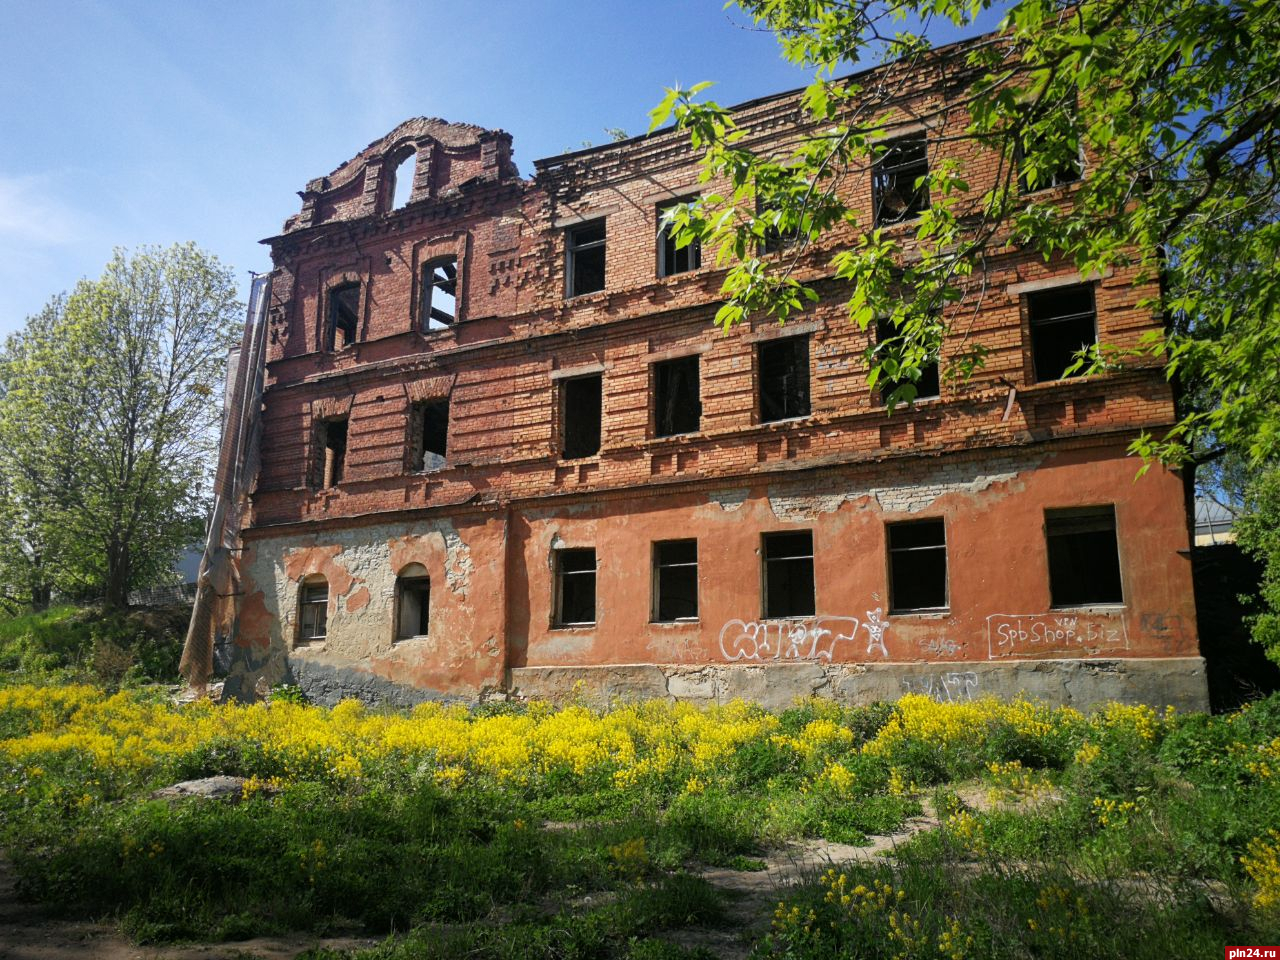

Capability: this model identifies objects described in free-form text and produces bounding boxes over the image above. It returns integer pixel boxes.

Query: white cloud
[0,173,83,246]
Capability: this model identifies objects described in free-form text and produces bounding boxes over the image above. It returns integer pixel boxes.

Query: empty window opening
[395,564,430,640]
[1045,506,1123,607]
[554,548,597,626]
[298,577,329,643]
[759,336,811,423]
[325,282,360,351]
[1028,284,1096,382]
[409,400,449,472]
[658,200,701,276]
[888,519,948,613]
[653,539,698,622]
[319,417,348,488]
[566,220,606,297]
[391,151,416,210]
[654,355,701,437]
[762,530,815,619]
[876,318,940,405]
[1016,104,1082,193]
[873,135,930,225]
[757,194,799,254]
[561,374,602,459]
[421,257,457,330]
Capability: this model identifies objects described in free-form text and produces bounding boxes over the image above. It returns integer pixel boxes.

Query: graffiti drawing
[862,607,890,658]
[901,671,979,702]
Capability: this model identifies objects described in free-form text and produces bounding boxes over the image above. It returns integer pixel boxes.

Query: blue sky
[0,0,997,338]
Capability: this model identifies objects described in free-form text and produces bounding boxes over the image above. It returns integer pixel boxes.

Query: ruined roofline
[531,27,1005,173]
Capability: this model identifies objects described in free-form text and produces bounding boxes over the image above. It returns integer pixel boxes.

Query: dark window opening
[555,548,597,626]
[320,418,348,488]
[653,539,698,622]
[757,195,799,254]
[299,579,328,642]
[759,336,811,423]
[325,282,360,350]
[1028,284,1096,382]
[876,318,940,404]
[409,400,449,472]
[567,220,606,297]
[421,257,457,330]
[1045,506,1123,606]
[561,374,602,459]
[654,355,701,437]
[888,519,948,612]
[391,151,416,209]
[873,135,930,225]
[1016,107,1082,193]
[763,530,815,619]
[396,574,430,640]
[658,200,701,276]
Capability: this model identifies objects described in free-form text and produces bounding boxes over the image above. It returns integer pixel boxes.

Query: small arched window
[299,575,329,643]
[420,257,458,330]
[325,282,360,351]
[395,563,430,640]
[390,151,416,210]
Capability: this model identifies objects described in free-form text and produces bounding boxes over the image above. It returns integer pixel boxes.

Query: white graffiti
[862,607,890,658]
[918,636,961,657]
[901,671,979,702]
[718,616,860,662]
[985,613,1129,660]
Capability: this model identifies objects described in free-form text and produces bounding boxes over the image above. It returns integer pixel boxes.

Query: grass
[0,678,1277,956]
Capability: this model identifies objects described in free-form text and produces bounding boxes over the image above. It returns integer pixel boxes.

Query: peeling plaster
[707,488,750,512]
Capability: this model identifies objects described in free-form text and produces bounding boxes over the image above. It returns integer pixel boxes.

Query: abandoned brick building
[205,35,1208,710]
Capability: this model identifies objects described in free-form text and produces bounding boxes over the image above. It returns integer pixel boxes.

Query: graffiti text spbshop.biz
[986,613,1129,660]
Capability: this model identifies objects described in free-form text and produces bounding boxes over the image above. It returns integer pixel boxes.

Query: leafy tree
[0,244,240,610]
[1237,467,1280,666]
[651,0,1280,469]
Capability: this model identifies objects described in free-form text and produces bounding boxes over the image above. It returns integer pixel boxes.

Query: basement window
[653,539,698,622]
[395,564,430,640]
[658,199,701,276]
[554,548,597,626]
[420,257,458,330]
[887,519,948,613]
[654,355,701,437]
[566,220,606,297]
[876,318,940,405]
[298,577,328,643]
[1028,284,1096,382]
[325,282,360,350]
[1045,506,1123,607]
[762,530,815,619]
[758,336,811,423]
[561,374,603,459]
[318,417,348,489]
[872,134,930,225]
[409,400,449,472]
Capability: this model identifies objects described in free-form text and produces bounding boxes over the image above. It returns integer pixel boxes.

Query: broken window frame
[657,198,701,277]
[652,539,699,623]
[420,256,459,331]
[316,417,348,489]
[875,317,940,405]
[762,530,816,620]
[553,547,597,627]
[872,134,931,226]
[325,282,361,351]
[408,399,449,472]
[887,518,949,614]
[653,355,702,438]
[298,578,329,643]
[758,335,811,424]
[1044,505,1124,608]
[395,569,431,641]
[566,219,606,298]
[1027,283,1097,383]
[560,373,603,460]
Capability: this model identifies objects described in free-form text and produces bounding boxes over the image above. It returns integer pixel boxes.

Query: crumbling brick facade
[226,38,1207,710]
